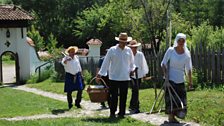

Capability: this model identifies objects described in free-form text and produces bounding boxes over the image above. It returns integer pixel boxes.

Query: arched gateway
[0,5,45,84]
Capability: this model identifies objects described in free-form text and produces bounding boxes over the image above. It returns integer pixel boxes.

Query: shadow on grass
[51,109,69,115]
[81,116,124,124]
[0,84,17,88]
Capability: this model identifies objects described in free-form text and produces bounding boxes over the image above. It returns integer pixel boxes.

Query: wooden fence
[79,56,99,76]
[191,44,224,84]
[143,46,224,86]
[55,46,224,86]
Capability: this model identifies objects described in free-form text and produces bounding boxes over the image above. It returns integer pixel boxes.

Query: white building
[0,5,45,84]
[85,38,102,63]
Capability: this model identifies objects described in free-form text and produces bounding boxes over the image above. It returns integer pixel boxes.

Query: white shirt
[132,51,149,79]
[61,55,82,75]
[161,47,192,83]
[98,44,136,81]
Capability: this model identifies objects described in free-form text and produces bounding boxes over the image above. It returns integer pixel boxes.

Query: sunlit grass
[0,116,153,126]
[0,87,66,118]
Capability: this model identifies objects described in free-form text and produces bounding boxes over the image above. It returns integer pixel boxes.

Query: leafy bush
[26,66,53,83]
[171,12,192,37]
[46,33,63,58]
[190,22,212,48]
[50,68,93,84]
[190,22,224,50]
[27,25,45,51]
[208,27,224,50]
[190,68,224,89]
[189,68,209,89]
[26,74,39,84]
[82,70,93,85]
[2,55,11,61]
[50,70,64,82]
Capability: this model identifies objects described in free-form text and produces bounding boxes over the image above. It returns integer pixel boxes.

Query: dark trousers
[109,80,129,116]
[129,78,141,110]
[165,80,187,119]
[67,90,82,106]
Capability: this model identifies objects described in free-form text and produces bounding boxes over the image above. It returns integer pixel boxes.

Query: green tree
[27,25,45,51]
[12,0,107,47]
[139,0,172,54]
[171,0,224,27]
[190,22,212,48]
[190,22,224,50]
[47,33,57,54]
[208,27,224,50]
[74,0,140,49]
[46,33,62,58]
[74,0,171,54]
[0,0,12,4]
[210,0,224,27]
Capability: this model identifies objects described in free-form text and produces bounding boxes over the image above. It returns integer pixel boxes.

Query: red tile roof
[86,39,102,45]
[0,5,33,20]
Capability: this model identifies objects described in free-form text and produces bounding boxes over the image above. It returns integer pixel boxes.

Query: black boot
[75,102,81,108]
[68,104,73,109]
[67,92,73,109]
[75,90,82,108]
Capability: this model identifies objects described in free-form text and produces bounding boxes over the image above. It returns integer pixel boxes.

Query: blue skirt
[64,72,83,92]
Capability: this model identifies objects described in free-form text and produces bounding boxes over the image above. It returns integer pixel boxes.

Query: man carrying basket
[96,32,136,118]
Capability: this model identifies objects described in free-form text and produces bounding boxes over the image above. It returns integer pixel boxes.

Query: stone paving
[2,64,16,83]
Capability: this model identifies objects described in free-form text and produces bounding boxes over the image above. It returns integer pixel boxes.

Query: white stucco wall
[87,45,101,57]
[87,44,101,63]
[0,27,45,82]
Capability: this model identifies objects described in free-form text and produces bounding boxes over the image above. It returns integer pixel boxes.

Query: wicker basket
[87,77,109,103]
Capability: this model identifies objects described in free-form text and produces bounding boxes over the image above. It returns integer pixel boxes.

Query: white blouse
[98,44,136,81]
[131,51,149,79]
[61,55,82,75]
[161,47,192,83]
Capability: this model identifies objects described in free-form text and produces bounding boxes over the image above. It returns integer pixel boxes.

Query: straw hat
[115,33,132,42]
[127,40,141,47]
[65,46,78,55]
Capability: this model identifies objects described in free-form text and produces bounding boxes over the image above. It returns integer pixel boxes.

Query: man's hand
[64,57,71,64]
[95,74,101,83]
[188,83,195,91]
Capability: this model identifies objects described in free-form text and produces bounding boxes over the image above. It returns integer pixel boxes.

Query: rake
[149,63,184,114]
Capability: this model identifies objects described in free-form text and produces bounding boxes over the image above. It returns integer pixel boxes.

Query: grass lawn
[187,89,224,126]
[0,87,67,118]
[27,79,224,126]
[27,79,90,100]
[0,117,153,126]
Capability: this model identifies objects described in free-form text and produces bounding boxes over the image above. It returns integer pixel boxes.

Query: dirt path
[0,85,200,126]
[2,64,15,84]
